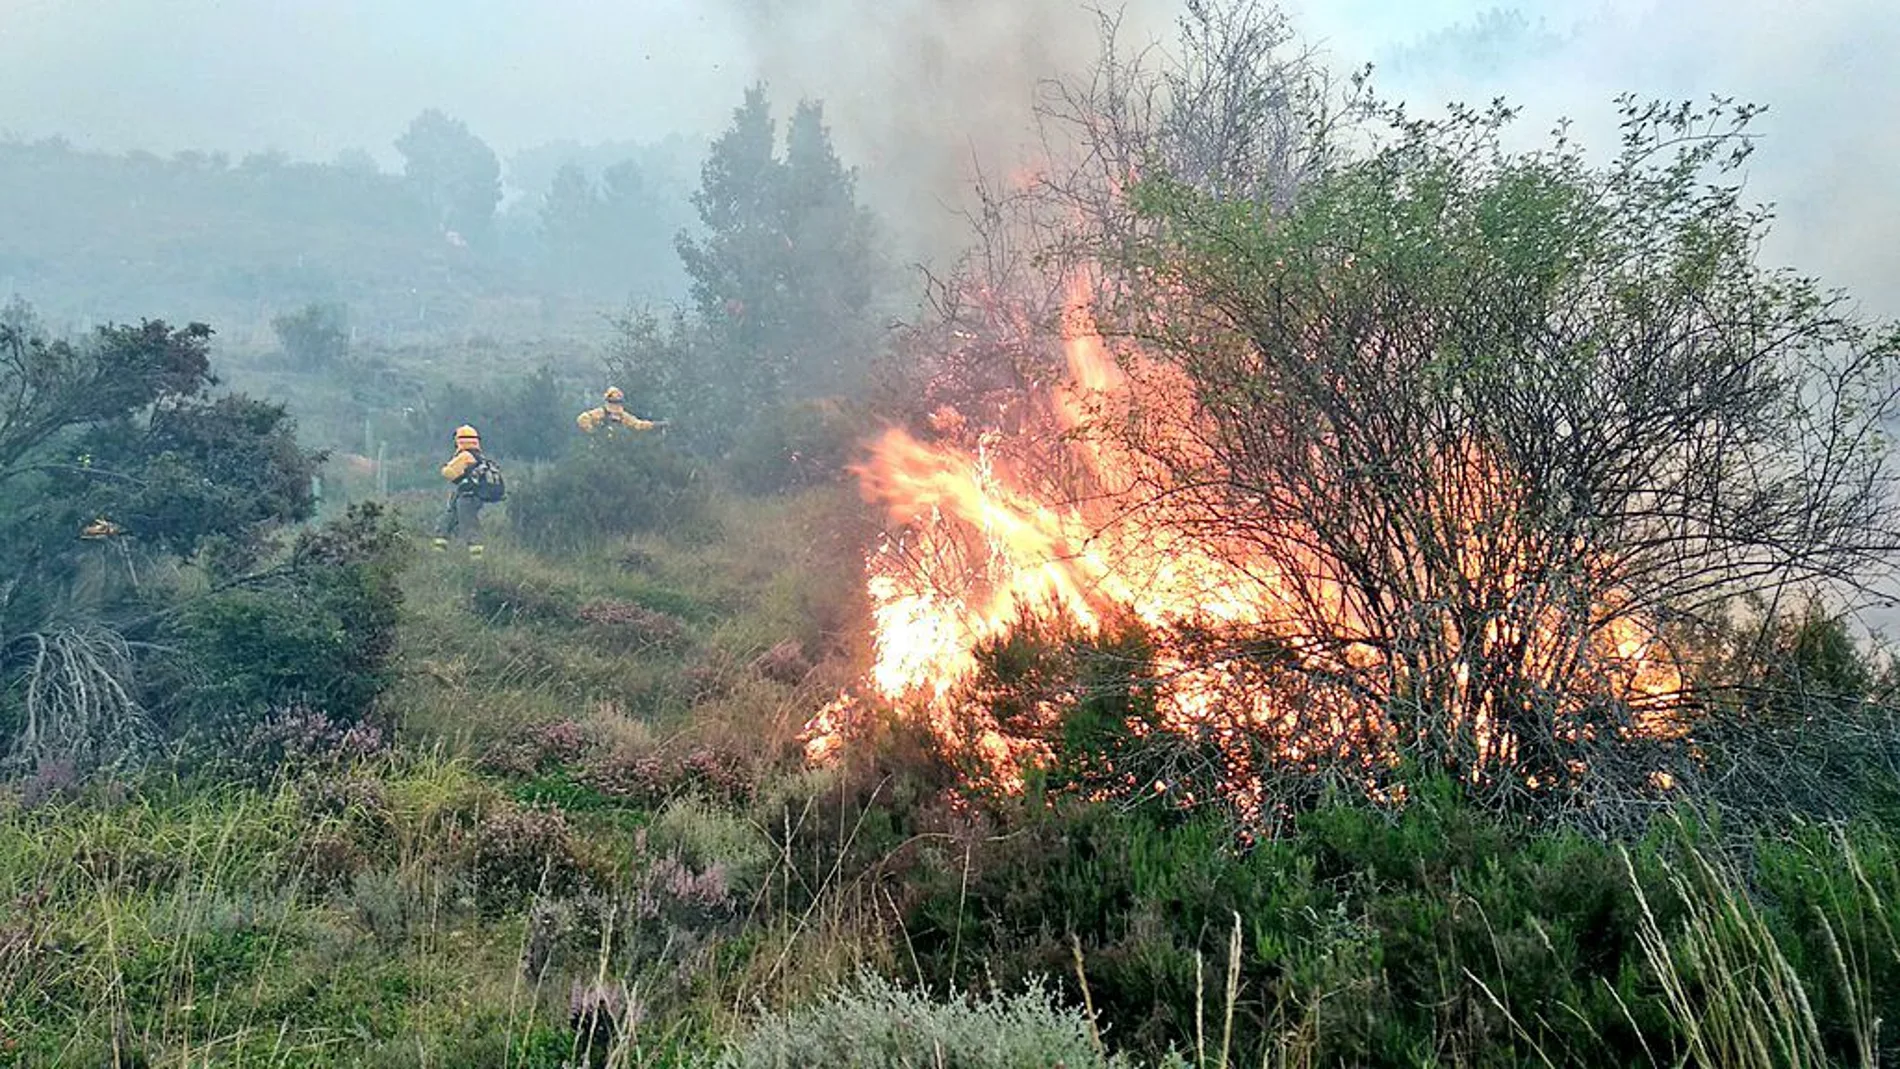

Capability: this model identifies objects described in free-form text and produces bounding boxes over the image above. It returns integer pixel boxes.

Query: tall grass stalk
[1625,841,1828,1069]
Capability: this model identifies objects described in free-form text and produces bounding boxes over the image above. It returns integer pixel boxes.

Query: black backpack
[465,454,506,503]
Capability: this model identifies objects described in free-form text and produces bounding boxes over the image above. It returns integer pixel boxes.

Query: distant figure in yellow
[433,424,503,557]
[577,387,666,435]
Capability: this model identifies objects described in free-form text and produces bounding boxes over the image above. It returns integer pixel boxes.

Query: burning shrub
[805,79,1900,828]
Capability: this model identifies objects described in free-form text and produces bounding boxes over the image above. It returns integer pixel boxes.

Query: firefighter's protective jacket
[577,402,658,433]
[442,425,483,485]
[441,449,481,483]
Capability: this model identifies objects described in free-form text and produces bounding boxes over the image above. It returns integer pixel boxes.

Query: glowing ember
[804,274,1685,807]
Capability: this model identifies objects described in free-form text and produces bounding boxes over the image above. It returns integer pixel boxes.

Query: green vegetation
[5,8,1900,1066]
[2,475,1897,1064]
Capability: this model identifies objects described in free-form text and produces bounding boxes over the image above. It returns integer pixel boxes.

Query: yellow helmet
[454,424,480,446]
[604,386,625,404]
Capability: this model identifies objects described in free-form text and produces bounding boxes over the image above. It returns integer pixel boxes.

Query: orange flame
[806,274,1685,807]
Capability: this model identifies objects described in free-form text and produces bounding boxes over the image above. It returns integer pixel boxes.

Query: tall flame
[806,275,1685,805]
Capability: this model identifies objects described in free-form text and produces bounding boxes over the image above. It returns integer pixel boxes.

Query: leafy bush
[157,503,407,747]
[416,362,576,462]
[718,972,1145,1069]
[507,434,712,553]
[724,397,861,495]
[272,301,349,367]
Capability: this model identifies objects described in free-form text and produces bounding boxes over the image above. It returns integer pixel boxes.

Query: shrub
[158,504,407,748]
[238,704,388,773]
[425,363,575,462]
[887,788,1675,1066]
[723,397,861,495]
[508,434,712,553]
[478,719,593,778]
[272,301,349,367]
[718,972,1145,1068]
[1687,601,1900,826]
[468,802,589,913]
[648,795,773,891]
[750,639,812,684]
[583,740,752,808]
[467,570,573,625]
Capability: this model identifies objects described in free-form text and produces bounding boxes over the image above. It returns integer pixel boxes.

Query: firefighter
[577,387,666,434]
[433,424,499,557]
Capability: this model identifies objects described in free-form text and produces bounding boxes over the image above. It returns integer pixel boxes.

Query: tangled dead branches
[3,625,157,775]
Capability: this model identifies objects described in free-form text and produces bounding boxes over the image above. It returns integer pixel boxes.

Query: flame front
[806,276,1685,806]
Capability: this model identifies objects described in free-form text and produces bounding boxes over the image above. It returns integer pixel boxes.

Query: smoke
[720,0,1178,265]
[1,0,1890,311]
[718,0,1899,315]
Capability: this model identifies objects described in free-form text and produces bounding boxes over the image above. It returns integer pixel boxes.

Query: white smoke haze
[1304,0,1900,314]
[0,0,1892,307]
[713,0,1898,312]
[717,0,1179,263]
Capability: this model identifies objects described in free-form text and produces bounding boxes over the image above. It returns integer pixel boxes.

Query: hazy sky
[1,0,1893,309]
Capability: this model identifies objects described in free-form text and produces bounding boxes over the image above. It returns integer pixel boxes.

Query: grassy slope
[0,486,873,1065]
[3,482,1899,1067]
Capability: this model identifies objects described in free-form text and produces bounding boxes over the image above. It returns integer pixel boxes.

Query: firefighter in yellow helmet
[433,424,500,557]
[577,386,667,434]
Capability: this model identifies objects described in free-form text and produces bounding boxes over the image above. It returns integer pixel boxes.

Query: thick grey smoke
[0,0,1891,310]
[719,0,1899,315]
[719,0,1178,264]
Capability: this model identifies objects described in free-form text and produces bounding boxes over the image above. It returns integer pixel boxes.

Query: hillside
[3,469,1898,1065]
[7,7,1900,1065]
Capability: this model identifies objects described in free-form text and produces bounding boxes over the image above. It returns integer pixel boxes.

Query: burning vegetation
[808,269,1692,821]
[804,12,1900,829]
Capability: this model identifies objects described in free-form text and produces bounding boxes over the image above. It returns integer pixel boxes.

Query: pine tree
[394,109,502,247]
[539,163,601,287]
[674,85,882,414]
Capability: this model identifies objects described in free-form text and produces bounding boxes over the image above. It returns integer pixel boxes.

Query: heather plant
[468,801,592,912]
